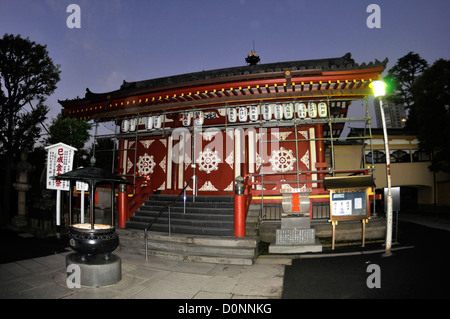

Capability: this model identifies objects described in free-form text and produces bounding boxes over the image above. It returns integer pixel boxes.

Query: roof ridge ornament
[245,41,260,66]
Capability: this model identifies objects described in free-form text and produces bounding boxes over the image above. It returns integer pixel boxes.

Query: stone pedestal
[66,252,121,287]
[269,217,322,254]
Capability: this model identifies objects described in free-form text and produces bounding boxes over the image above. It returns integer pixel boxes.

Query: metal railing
[260,202,330,221]
[144,176,195,260]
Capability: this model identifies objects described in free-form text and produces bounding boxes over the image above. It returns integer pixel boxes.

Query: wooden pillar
[315,124,326,188]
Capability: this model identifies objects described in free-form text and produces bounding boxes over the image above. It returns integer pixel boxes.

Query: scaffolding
[90,97,376,221]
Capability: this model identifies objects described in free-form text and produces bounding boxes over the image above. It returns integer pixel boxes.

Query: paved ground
[282,211,450,299]
[1,210,449,302]
[0,233,285,300]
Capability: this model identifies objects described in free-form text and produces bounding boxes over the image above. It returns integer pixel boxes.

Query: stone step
[134,210,234,221]
[116,228,259,265]
[126,194,236,236]
[125,220,235,236]
[147,194,234,203]
[138,204,234,215]
[128,216,234,232]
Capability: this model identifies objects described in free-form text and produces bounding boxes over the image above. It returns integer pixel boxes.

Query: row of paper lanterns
[180,102,329,126]
[226,102,328,123]
[121,115,163,132]
[121,102,329,132]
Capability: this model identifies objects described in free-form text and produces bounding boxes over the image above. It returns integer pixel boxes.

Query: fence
[260,201,330,221]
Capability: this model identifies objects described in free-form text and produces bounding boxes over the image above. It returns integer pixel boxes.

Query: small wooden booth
[323,175,376,250]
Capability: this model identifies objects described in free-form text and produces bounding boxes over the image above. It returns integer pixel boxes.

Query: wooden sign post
[324,176,375,250]
[45,143,77,229]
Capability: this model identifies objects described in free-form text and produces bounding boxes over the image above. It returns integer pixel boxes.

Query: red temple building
[59,53,387,247]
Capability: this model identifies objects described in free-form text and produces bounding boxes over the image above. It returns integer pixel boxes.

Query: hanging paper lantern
[318,102,328,118]
[182,112,191,126]
[153,115,162,129]
[194,111,204,126]
[129,118,137,132]
[274,104,284,120]
[284,102,294,119]
[308,102,317,118]
[228,108,237,122]
[145,116,153,130]
[262,104,272,120]
[249,105,259,121]
[297,103,307,119]
[121,119,129,132]
[239,106,248,122]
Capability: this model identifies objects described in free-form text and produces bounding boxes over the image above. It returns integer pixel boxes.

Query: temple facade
[59,53,387,228]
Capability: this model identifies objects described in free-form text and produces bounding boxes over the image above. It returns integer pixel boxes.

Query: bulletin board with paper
[329,188,370,221]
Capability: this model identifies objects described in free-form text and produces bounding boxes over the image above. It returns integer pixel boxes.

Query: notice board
[324,176,374,222]
[329,188,370,221]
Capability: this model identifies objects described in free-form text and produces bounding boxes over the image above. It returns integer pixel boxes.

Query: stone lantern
[12,152,34,227]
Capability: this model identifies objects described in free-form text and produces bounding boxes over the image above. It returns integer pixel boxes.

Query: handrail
[127,176,153,220]
[144,176,195,260]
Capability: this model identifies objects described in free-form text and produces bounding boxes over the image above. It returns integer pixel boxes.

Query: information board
[45,142,77,191]
[329,188,370,221]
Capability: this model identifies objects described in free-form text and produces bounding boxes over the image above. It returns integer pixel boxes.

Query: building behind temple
[374,95,407,129]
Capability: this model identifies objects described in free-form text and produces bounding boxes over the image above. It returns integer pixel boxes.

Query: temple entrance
[121,136,168,191]
[253,126,313,193]
[171,128,235,194]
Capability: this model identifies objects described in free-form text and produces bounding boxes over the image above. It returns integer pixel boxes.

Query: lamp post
[370,80,393,257]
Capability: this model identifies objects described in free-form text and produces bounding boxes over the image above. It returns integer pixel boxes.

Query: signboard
[384,186,400,212]
[76,180,89,191]
[330,188,370,221]
[45,142,77,191]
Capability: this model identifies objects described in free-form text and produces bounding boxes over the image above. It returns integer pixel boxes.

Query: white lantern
[121,119,129,132]
[308,102,317,118]
[194,111,204,126]
[129,118,137,132]
[284,103,294,119]
[145,116,154,130]
[239,106,248,122]
[228,108,237,122]
[262,104,272,120]
[297,103,307,119]
[318,102,327,118]
[274,104,284,120]
[153,115,162,129]
[249,105,259,121]
[182,112,191,126]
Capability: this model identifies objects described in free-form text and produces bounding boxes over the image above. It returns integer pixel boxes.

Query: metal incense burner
[53,166,132,286]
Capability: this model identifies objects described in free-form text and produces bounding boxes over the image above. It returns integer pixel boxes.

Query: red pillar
[315,123,325,163]
[117,139,125,175]
[315,124,326,188]
[118,184,128,228]
[234,176,246,237]
[234,194,246,237]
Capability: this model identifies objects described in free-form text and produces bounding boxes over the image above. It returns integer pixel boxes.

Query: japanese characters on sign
[329,188,369,221]
[45,143,77,191]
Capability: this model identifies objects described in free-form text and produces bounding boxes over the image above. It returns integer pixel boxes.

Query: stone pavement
[0,250,286,299]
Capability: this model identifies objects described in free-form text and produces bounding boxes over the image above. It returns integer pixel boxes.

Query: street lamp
[370,80,393,257]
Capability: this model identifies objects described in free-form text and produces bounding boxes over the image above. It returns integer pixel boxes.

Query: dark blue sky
[1,0,449,131]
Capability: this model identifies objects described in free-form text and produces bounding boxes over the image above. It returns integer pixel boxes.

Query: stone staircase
[125,194,235,235]
[116,228,259,265]
[118,194,259,265]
